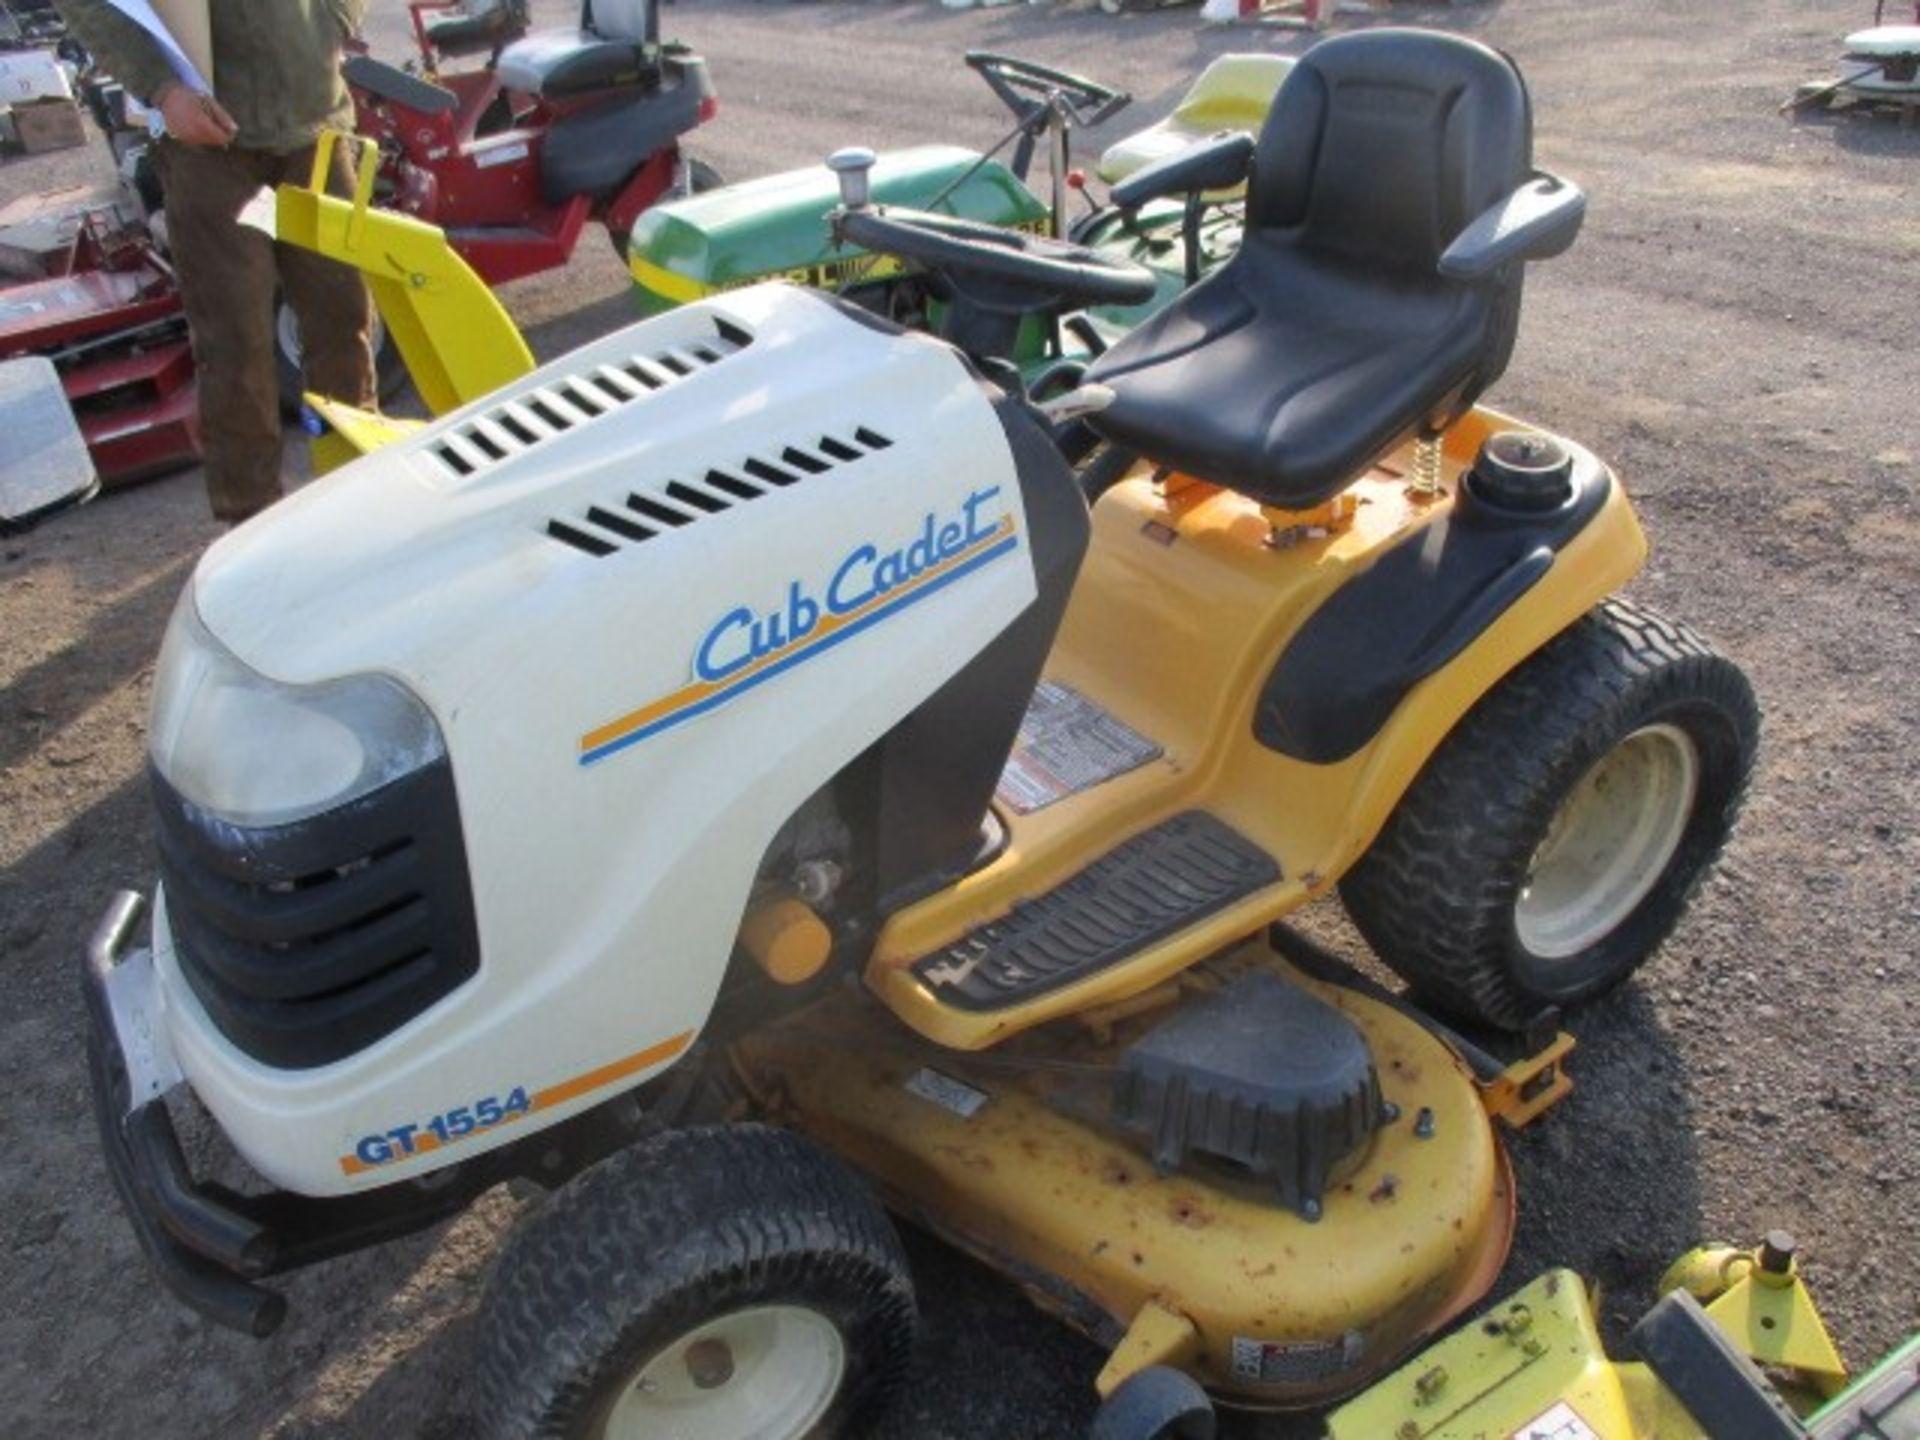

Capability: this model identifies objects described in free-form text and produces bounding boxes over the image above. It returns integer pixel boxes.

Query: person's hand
[155,83,238,146]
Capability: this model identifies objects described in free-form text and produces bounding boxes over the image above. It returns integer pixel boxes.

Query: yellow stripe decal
[626,253,715,305]
[337,1030,695,1176]
[579,516,1020,765]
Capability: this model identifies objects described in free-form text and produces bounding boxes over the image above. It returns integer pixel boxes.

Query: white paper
[235,185,277,239]
[106,0,211,94]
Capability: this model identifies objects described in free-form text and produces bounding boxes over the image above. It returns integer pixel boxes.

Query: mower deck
[0,222,202,486]
[737,938,1515,1408]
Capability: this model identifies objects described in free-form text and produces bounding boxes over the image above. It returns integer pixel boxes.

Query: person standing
[54,0,375,523]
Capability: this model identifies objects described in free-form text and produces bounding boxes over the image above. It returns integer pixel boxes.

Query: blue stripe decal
[580,532,1022,766]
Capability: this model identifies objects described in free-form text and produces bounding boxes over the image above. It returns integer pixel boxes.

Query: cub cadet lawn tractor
[83,28,1761,1440]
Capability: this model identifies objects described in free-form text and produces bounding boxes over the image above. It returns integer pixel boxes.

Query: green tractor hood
[626,145,1048,314]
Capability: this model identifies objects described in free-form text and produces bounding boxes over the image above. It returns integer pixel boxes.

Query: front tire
[475,1124,915,1440]
[274,297,407,416]
[1341,597,1759,1031]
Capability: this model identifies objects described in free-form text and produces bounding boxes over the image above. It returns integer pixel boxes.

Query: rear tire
[1340,597,1758,1031]
[475,1123,915,1440]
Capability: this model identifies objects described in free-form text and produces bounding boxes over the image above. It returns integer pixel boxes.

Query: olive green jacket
[55,0,368,152]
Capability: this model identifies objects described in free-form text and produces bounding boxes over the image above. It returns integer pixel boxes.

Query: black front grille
[151,759,479,1069]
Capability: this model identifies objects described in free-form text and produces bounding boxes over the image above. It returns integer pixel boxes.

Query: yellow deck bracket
[1477,1031,1575,1130]
[1093,1299,1201,1398]
[1261,492,1360,546]
[1700,1245,1849,1398]
[302,395,428,476]
[276,130,535,421]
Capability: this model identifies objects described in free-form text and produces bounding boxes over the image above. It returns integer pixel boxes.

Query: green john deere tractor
[623,51,1293,398]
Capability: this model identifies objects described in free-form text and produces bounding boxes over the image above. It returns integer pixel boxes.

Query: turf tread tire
[474,1123,915,1440]
[1340,597,1758,1031]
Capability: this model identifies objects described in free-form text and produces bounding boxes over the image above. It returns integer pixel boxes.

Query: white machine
[113,283,1046,1196]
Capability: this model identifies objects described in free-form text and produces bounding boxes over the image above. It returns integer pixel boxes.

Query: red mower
[0,197,199,490]
[344,0,719,286]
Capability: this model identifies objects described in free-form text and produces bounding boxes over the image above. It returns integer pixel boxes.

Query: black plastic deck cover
[1115,970,1384,1219]
[912,810,1278,1011]
[1628,1290,1805,1440]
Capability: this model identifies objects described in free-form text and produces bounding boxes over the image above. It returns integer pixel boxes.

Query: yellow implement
[1327,1235,1850,1438]
[274,130,534,455]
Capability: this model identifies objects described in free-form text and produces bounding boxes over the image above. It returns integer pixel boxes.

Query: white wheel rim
[601,1305,847,1440]
[1515,723,1700,961]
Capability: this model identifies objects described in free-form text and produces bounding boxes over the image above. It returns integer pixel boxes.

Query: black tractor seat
[1087,28,1585,511]
[538,52,712,203]
[496,28,659,100]
[342,54,458,116]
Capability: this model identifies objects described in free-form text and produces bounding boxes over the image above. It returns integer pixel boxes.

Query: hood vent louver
[545,425,895,558]
[428,316,755,481]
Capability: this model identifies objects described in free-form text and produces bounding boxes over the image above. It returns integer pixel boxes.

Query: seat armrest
[1438,171,1586,281]
[1111,131,1255,210]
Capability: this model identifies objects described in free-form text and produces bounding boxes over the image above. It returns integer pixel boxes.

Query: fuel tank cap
[1468,430,1575,511]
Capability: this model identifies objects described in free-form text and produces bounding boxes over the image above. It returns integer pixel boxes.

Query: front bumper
[83,890,653,1336]
[84,892,287,1335]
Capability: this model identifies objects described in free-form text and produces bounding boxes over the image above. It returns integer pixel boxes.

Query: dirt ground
[2,1,1917,1436]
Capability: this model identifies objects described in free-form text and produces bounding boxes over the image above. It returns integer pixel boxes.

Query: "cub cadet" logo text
[695,487,1005,682]
[578,485,1021,765]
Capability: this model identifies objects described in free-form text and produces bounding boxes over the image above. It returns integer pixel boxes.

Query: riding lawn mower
[623,49,1290,399]
[83,27,1779,1439]
[343,0,719,286]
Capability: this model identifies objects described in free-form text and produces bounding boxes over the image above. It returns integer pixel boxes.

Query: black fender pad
[1255,455,1611,765]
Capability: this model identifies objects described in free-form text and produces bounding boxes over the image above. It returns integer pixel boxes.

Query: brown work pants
[159,138,373,523]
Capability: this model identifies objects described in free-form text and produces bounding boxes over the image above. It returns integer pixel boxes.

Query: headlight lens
[148,590,445,827]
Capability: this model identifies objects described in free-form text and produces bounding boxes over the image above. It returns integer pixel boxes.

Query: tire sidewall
[566,1273,883,1440]
[477,1124,915,1440]
[1503,673,1751,1005]
[274,298,403,415]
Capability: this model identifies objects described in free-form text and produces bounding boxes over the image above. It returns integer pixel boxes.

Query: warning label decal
[995,681,1163,814]
[1510,1401,1601,1440]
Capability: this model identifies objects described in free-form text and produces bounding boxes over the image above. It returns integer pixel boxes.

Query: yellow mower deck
[736,939,1516,1408]
[1328,1240,1849,1438]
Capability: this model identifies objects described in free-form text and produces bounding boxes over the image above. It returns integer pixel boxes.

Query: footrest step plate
[912,811,1279,1012]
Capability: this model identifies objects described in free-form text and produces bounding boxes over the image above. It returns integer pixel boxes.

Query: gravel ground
[2,1,1917,1436]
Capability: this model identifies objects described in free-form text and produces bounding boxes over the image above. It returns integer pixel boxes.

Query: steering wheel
[835,206,1157,313]
[965,51,1131,129]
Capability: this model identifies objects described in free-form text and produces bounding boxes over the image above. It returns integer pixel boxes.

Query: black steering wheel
[834,206,1157,314]
[964,51,1131,130]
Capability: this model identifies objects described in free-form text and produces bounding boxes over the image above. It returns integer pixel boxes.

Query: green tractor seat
[1086,29,1586,511]
[1096,53,1294,198]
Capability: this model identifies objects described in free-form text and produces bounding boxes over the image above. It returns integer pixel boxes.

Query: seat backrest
[1250,29,1530,277]
[1172,53,1294,131]
[584,0,654,43]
